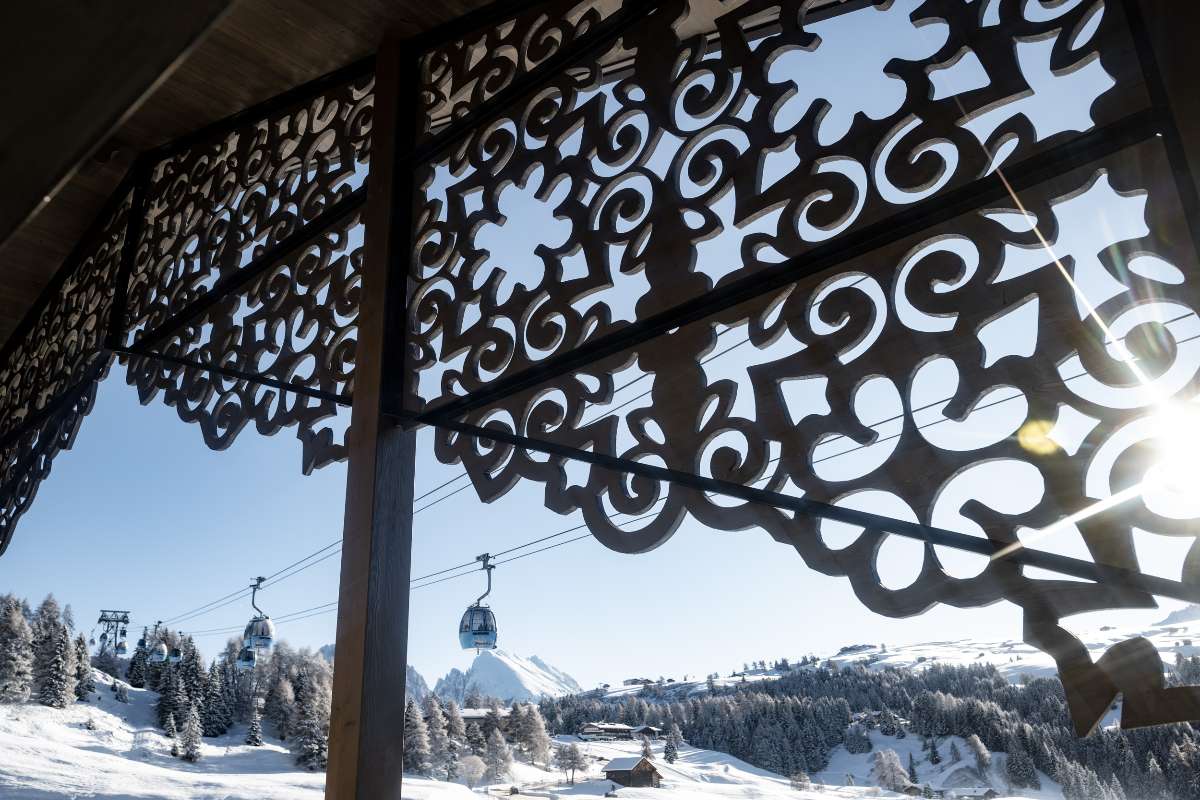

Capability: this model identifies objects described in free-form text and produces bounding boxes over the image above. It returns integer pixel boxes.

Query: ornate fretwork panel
[419,0,620,137]
[413,0,1200,733]
[409,0,1147,412]
[125,71,373,336]
[0,188,129,553]
[124,212,364,472]
[119,69,374,471]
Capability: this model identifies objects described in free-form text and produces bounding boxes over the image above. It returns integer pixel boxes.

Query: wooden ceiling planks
[0,0,499,348]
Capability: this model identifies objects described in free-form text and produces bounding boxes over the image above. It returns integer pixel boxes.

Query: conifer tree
[1005,737,1038,789]
[664,737,678,764]
[264,675,295,740]
[949,740,962,763]
[445,699,467,742]
[0,603,34,702]
[165,711,178,740]
[294,688,329,771]
[669,722,684,750]
[246,704,264,746]
[403,698,432,774]
[34,614,74,708]
[156,665,178,730]
[445,737,460,781]
[203,663,229,737]
[73,634,94,700]
[908,751,918,783]
[180,702,203,762]
[642,734,654,759]
[126,639,148,689]
[465,721,486,756]
[517,703,551,765]
[484,727,513,783]
[423,695,450,771]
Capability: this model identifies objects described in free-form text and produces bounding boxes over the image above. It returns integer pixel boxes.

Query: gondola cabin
[458,604,497,650]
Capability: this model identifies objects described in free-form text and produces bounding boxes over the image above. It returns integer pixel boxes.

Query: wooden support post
[326,34,418,800]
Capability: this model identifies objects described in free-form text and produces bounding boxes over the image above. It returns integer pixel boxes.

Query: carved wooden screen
[401,0,1200,735]
[0,62,373,552]
[1,0,1198,739]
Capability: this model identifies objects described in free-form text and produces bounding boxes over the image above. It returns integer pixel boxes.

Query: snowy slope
[0,669,324,799]
[406,737,1043,800]
[819,615,1200,682]
[591,614,1200,700]
[435,649,582,703]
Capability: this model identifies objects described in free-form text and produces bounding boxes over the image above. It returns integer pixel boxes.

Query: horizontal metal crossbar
[421,414,1200,605]
[406,107,1163,425]
[111,344,353,406]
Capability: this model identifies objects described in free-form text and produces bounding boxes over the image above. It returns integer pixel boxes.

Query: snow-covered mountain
[434,649,581,703]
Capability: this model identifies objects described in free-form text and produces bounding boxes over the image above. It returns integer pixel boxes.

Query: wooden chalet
[580,721,635,740]
[602,756,662,788]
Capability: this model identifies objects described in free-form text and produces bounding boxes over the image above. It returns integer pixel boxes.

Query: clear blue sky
[0,0,1190,691]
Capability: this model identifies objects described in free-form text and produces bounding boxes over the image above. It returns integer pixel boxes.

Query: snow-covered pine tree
[126,639,148,689]
[264,675,295,740]
[180,702,203,762]
[294,687,329,771]
[465,721,486,756]
[166,714,180,758]
[949,740,962,763]
[871,748,910,792]
[481,705,503,741]
[641,734,654,759]
[34,614,74,708]
[908,751,918,783]
[423,695,449,771]
[73,634,93,700]
[445,699,467,742]
[669,722,684,749]
[156,665,178,730]
[1005,737,1038,789]
[483,727,512,783]
[928,737,941,764]
[0,602,34,702]
[116,683,129,703]
[789,772,812,790]
[203,662,229,737]
[664,737,678,764]
[246,704,264,746]
[403,698,432,774]
[445,738,460,781]
[518,703,551,765]
[179,637,206,706]
[171,671,191,732]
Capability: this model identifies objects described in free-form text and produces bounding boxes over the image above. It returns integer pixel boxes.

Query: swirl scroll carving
[121,70,374,472]
[417,0,1200,733]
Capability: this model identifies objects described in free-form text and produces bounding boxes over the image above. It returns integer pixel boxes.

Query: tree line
[537,657,1200,798]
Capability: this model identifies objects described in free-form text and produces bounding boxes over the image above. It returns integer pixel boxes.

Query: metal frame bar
[430,415,1200,604]
[407,107,1163,424]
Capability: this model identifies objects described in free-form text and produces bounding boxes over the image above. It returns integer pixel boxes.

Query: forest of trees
[539,657,1200,799]
[401,695,553,787]
[0,592,332,770]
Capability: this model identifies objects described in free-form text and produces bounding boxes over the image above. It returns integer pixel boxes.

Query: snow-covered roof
[602,757,654,772]
[459,707,510,719]
[583,721,633,730]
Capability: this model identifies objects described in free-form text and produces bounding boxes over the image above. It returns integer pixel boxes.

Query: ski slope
[0,670,325,799]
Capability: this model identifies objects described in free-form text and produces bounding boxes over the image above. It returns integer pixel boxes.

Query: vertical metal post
[325,33,420,800]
